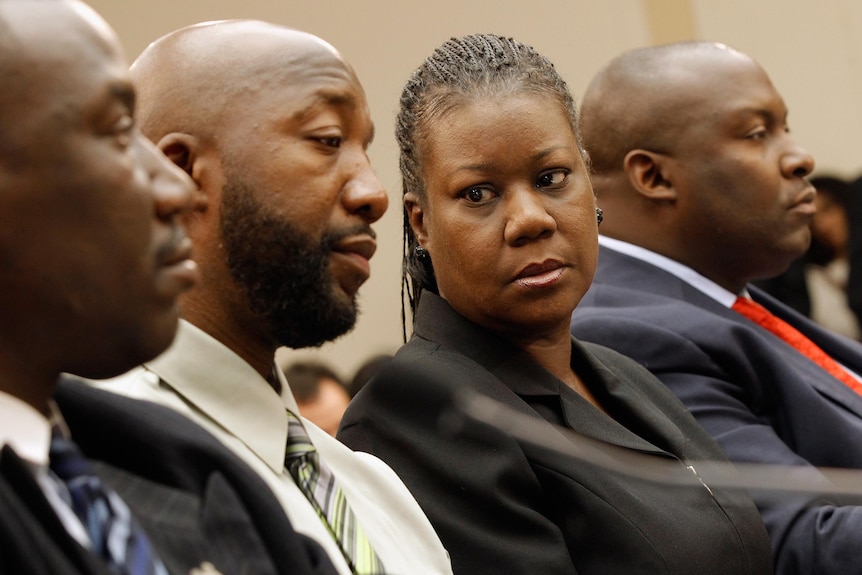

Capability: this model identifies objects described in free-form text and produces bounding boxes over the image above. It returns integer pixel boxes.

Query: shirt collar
[0,390,59,466]
[144,320,293,473]
[598,235,744,308]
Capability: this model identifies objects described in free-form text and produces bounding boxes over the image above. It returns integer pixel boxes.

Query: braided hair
[397,33,584,339]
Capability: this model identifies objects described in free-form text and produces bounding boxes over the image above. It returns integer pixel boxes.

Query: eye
[745,127,767,140]
[313,135,342,149]
[459,186,496,205]
[112,115,135,149]
[537,170,569,189]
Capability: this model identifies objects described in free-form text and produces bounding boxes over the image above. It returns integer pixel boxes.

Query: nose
[781,136,815,179]
[341,153,388,224]
[138,135,196,220]
[503,185,556,246]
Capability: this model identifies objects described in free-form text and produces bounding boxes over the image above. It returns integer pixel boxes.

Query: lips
[157,227,194,268]
[155,227,198,292]
[332,235,377,285]
[514,259,566,288]
[789,185,817,214]
[333,235,377,262]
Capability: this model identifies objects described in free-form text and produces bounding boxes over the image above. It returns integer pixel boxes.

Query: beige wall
[87,0,862,382]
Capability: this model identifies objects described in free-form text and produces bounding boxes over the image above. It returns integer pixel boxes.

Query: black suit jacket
[339,292,772,575]
[571,245,862,575]
[52,376,337,575]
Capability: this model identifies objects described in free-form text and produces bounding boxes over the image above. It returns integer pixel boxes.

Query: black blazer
[571,245,862,574]
[339,292,773,575]
[52,376,337,575]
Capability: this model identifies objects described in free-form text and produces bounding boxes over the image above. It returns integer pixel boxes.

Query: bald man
[570,41,862,574]
[97,20,452,575]
[0,2,345,574]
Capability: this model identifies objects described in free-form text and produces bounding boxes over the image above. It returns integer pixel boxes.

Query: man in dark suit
[0,2,335,574]
[569,41,862,574]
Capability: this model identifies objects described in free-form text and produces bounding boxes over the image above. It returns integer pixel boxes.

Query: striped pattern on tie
[285,410,386,575]
[49,430,169,575]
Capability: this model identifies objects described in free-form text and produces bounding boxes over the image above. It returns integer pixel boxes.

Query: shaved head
[131,20,350,146]
[128,19,386,366]
[583,40,815,292]
[0,0,124,163]
[581,42,754,175]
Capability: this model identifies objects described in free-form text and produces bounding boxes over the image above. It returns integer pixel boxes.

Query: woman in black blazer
[338,34,773,575]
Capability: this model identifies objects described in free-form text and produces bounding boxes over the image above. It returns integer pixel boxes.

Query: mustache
[321,223,377,249]
[155,224,191,265]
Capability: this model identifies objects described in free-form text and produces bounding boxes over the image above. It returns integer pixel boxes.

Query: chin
[133,316,181,363]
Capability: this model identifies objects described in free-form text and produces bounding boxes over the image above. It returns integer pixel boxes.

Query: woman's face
[406,92,598,340]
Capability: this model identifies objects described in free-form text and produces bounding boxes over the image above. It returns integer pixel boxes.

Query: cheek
[427,217,494,291]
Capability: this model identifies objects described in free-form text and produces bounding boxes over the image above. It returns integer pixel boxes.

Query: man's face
[0,1,197,378]
[666,53,816,287]
[216,43,388,348]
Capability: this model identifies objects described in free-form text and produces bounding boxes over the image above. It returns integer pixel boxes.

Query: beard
[219,178,360,349]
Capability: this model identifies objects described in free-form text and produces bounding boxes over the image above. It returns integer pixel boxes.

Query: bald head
[128,19,386,371]
[583,41,815,292]
[131,20,353,146]
[0,0,124,162]
[582,42,755,176]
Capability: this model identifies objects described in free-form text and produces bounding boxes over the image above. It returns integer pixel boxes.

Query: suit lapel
[595,246,862,418]
[749,286,862,410]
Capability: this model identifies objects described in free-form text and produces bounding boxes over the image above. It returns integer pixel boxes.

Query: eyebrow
[457,145,569,172]
[109,80,136,112]
[296,88,375,146]
[733,105,787,122]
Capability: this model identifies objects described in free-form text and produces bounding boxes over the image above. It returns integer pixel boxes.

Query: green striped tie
[285,410,386,575]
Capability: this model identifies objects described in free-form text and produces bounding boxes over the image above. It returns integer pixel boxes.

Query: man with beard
[96,19,453,575]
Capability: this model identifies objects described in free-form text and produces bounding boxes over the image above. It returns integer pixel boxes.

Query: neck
[0,356,57,416]
[512,330,607,412]
[181,299,277,382]
[508,325,573,387]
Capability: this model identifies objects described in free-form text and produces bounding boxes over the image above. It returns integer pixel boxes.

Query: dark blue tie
[49,428,168,575]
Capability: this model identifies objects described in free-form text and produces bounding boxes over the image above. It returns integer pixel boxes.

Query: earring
[596,207,604,226]
[414,245,430,262]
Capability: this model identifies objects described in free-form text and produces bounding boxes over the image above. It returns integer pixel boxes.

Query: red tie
[732,296,862,396]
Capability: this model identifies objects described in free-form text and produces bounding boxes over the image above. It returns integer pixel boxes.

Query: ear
[623,149,678,202]
[156,132,208,212]
[403,192,429,246]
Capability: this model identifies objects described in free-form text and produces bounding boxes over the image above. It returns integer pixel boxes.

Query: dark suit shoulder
[55,376,338,575]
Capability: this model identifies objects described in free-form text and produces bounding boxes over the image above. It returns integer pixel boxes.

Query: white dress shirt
[0,390,90,547]
[94,320,452,575]
[598,235,743,306]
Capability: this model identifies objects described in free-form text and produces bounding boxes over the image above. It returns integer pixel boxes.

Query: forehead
[0,2,129,131]
[674,54,785,125]
[425,92,574,153]
[252,49,365,119]
[206,38,368,145]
